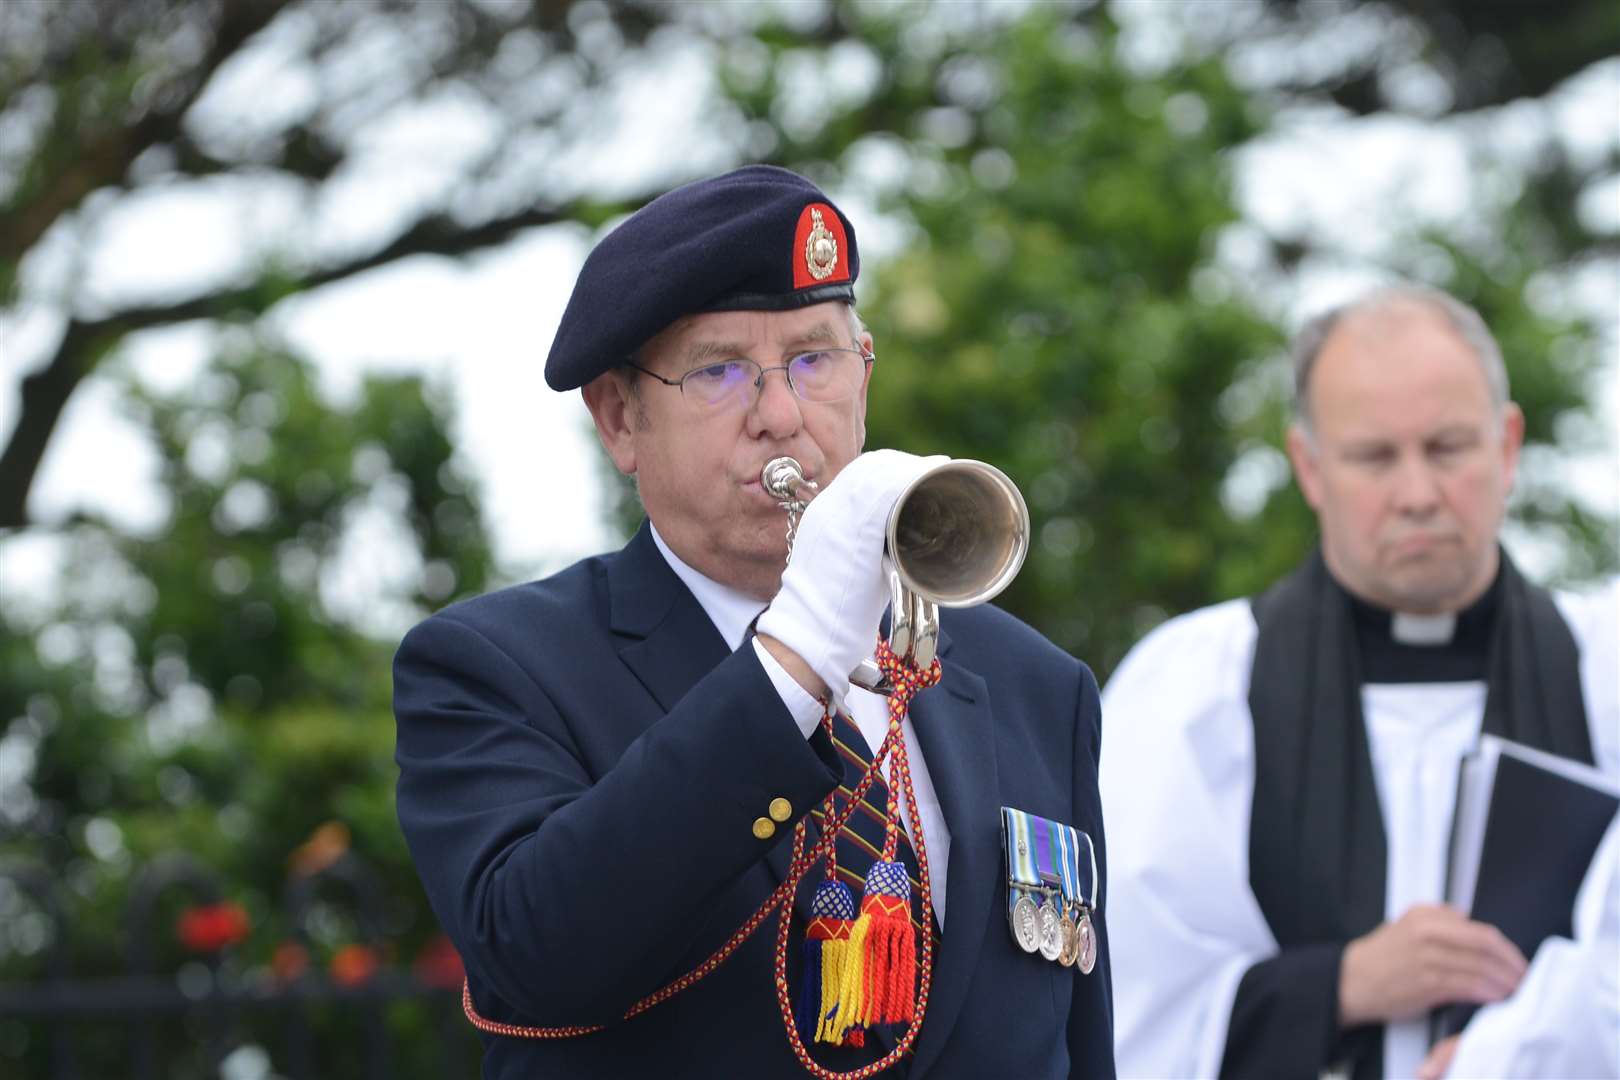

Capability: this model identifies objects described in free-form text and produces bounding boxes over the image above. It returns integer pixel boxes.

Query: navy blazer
[394,524,1114,1078]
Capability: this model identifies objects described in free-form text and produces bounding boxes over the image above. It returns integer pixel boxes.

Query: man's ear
[582,371,638,476]
[1286,422,1324,511]
[853,328,874,449]
[1499,402,1525,493]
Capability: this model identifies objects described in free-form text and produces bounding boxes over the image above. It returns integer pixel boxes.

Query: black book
[1432,734,1620,1041]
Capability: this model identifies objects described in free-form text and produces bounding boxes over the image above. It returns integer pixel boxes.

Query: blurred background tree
[2,0,1614,1074]
[2,340,490,1074]
[686,0,1617,671]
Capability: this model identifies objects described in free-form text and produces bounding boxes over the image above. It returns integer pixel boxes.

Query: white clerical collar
[649,523,767,651]
[1390,611,1458,646]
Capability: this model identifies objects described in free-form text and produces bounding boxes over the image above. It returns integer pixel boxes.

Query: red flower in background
[329,943,380,987]
[271,940,310,983]
[412,932,464,989]
[176,902,250,952]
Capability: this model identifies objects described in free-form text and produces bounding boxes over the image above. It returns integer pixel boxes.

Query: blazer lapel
[607,524,731,712]
[905,628,998,1078]
[609,527,825,956]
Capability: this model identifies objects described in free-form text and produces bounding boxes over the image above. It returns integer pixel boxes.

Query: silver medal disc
[1011,893,1041,953]
[1037,899,1063,962]
[1077,910,1097,975]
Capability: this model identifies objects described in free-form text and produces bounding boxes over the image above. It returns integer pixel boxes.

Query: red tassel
[856,861,916,1026]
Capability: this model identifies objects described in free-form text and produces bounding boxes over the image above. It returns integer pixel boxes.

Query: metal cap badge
[793,202,850,289]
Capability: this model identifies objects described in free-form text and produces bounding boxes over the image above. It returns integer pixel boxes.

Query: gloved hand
[757,449,947,702]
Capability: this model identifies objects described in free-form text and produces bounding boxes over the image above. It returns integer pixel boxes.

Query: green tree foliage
[0,343,488,1076]
[723,6,1299,671]
[707,1,1615,675]
[0,0,682,528]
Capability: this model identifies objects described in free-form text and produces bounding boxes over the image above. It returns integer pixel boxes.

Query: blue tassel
[796,935,824,1039]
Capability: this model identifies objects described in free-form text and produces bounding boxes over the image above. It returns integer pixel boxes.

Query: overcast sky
[2,22,1615,626]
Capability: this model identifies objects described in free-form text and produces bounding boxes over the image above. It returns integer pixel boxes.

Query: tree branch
[0,0,292,265]
[0,197,603,528]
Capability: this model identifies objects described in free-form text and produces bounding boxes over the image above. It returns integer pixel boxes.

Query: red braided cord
[459,653,926,1043]
[769,643,941,1078]
[821,709,844,883]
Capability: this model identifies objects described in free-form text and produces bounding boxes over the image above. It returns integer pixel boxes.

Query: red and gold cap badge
[792,203,850,289]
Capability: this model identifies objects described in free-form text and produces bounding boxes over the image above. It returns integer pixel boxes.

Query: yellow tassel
[814,934,846,1043]
[822,912,870,1043]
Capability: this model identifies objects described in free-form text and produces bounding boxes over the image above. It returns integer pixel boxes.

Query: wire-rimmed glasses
[626,346,873,410]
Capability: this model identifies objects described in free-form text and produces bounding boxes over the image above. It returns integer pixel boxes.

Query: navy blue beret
[544,165,860,391]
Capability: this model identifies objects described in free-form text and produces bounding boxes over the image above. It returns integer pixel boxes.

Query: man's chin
[732,536,790,574]
[1377,544,1496,612]
[1380,570,1480,615]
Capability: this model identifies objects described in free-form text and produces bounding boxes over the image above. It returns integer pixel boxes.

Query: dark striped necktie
[739,617,936,938]
[813,707,935,938]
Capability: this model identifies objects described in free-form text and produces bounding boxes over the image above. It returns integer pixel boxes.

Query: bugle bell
[761,455,1030,685]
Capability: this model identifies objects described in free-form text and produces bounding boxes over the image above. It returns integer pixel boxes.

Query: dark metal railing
[0,852,479,1079]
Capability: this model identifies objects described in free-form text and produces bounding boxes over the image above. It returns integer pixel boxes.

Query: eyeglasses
[626,345,873,410]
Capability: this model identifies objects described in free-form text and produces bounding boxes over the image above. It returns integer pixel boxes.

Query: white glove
[756,449,947,702]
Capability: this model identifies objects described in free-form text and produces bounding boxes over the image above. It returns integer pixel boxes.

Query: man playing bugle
[393,166,1115,1078]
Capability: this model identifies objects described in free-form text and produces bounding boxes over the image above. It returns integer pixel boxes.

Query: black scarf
[1238,547,1590,1079]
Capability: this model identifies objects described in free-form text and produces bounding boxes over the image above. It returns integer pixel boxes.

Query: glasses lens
[788,349,863,402]
[682,361,757,407]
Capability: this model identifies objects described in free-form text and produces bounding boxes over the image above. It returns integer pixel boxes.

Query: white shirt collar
[1390,611,1458,646]
[649,523,768,651]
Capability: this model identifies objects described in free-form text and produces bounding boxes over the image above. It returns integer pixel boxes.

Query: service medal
[1011,892,1041,953]
[1037,898,1063,962]
[1057,909,1080,967]
[1076,909,1097,975]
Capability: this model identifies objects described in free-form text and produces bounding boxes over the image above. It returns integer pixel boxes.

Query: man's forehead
[1310,315,1498,432]
[658,305,851,358]
[1327,301,1464,354]
[1318,309,1484,387]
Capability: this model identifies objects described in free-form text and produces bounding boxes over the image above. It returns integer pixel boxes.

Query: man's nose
[1391,456,1442,514]
[747,365,803,437]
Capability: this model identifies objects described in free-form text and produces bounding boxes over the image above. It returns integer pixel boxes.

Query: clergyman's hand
[1416,1034,1461,1080]
[1338,903,1526,1026]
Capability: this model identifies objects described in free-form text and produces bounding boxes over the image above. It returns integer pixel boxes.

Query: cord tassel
[796,931,824,1040]
[824,903,869,1044]
[801,879,860,1045]
[855,859,916,1026]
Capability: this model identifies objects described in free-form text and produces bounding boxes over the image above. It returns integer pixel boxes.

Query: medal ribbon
[1063,824,1097,911]
[1002,809,1099,913]
[1053,819,1077,906]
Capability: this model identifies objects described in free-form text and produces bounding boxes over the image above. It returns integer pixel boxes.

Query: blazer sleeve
[1068,659,1118,1079]
[392,609,841,1026]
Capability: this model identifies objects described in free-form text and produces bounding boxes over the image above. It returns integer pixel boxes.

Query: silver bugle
[761,455,1030,682]
[884,458,1030,609]
[762,456,1030,607]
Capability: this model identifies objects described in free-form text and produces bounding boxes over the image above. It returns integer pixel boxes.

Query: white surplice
[1099,579,1620,1080]
[1445,815,1619,1078]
